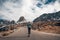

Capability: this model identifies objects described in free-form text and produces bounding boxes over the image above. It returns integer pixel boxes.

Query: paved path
[0,27,60,40]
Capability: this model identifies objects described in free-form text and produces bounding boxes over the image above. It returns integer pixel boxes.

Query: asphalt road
[0,27,60,40]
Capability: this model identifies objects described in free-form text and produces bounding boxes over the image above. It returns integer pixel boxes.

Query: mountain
[17,16,26,22]
[33,11,60,22]
[0,19,11,25]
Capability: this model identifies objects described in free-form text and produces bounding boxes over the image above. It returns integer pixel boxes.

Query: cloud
[32,0,60,17]
[0,0,60,21]
[0,0,23,21]
[36,0,56,7]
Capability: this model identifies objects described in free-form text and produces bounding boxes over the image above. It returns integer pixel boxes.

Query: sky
[0,0,60,21]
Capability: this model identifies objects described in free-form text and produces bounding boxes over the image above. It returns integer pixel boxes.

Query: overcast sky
[0,0,60,21]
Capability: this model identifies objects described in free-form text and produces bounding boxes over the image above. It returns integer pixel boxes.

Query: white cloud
[33,0,60,17]
[0,0,60,21]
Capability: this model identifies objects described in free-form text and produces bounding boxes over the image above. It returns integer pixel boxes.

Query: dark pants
[28,28,31,34]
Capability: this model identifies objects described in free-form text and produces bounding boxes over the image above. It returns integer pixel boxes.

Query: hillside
[32,11,60,34]
[33,11,60,22]
[0,19,10,25]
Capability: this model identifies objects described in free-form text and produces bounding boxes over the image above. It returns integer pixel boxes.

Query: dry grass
[32,21,60,34]
[1,30,14,36]
[0,23,21,37]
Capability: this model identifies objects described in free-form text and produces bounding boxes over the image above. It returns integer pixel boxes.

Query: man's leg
[28,28,30,36]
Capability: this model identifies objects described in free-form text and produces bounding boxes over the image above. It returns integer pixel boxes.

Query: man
[27,22,32,37]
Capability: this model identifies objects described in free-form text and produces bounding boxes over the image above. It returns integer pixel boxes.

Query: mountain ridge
[33,11,60,22]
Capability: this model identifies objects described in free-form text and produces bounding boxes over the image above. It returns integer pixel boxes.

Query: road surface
[0,27,60,40]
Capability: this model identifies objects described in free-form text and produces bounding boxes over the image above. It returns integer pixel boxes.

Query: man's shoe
[28,34,30,37]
